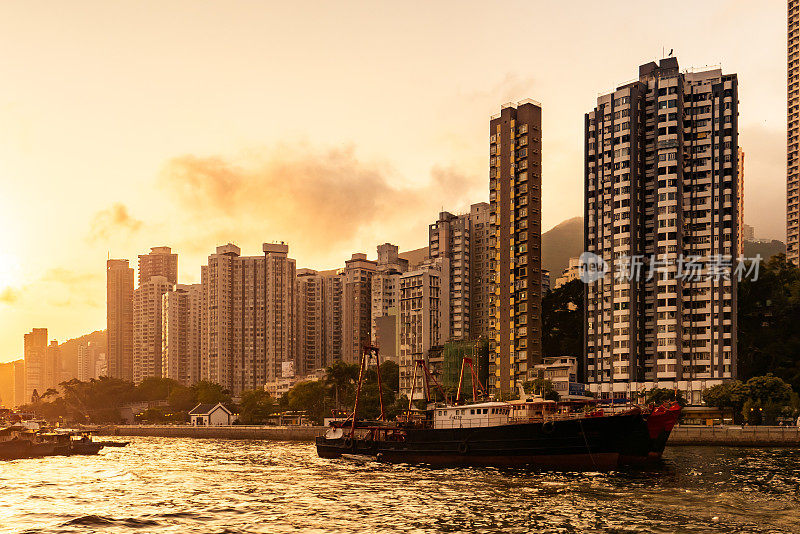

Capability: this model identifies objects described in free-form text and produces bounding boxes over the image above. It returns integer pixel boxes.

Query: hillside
[542,217,584,277]
[743,240,786,262]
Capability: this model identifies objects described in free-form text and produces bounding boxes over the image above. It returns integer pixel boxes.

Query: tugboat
[316,347,681,469]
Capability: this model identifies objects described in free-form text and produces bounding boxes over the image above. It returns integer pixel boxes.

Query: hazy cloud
[159,144,482,265]
[41,268,101,285]
[0,288,19,304]
[88,203,143,243]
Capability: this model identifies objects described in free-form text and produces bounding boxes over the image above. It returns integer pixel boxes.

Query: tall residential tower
[201,243,295,394]
[107,259,134,381]
[488,100,543,396]
[584,58,738,403]
[790,0,800,265]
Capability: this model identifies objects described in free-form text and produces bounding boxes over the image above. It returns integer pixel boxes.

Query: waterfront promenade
[92,424,800,446]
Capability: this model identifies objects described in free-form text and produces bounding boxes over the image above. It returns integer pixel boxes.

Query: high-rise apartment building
[45,340,60,390]
[12,360,25,407]
[342,253,377,363]
[77,341,103,382]
[133,275,172,383]
[162,283,203,386]
[107,259,134,381]
[789,0,800,265]
[429,212,470,341]
[201,243,295,394]
[468,202,492,340]
[584,58,738,403]
[738,148,745,256]
[138,246,178,286]
[24,328,48,401]
[295,269,325,376]
[322,272,344,365]
[488,100,544,396]
[398,257,450,398]
[371,243,408,363]
[429,203,492,344]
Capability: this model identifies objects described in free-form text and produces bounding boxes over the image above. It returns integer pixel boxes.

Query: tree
[640,388,686,407]
[702,380,749,415]
[192,381,232,405]
[379,360,400,393]
[325,361,359,410]
[285,381,329,423]
[542,279,584,359]
[238,389,276,424]
[744,374,794,425]
[703,375,795,425]
[738,255,800,390]
[522,379,560,401]
[135,377,181,402]
[168,386,198,412]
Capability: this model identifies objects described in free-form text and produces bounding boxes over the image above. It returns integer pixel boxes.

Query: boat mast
[366,345,386,421]
[350,349,366,439]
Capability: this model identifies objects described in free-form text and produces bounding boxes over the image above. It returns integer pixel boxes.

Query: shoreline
[88,424,800,447]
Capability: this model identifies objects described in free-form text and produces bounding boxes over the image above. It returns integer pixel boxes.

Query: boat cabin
[433,402,511,429]
[508,399,559,421]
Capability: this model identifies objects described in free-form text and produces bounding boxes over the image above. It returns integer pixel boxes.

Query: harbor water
[0,437,798,533]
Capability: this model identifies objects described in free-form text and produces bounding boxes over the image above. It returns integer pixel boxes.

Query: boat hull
[317,411,665,469]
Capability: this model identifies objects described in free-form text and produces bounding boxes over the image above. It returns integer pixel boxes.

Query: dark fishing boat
[316,347,681,469]
[68,433,104,455]
[0,426,105,459]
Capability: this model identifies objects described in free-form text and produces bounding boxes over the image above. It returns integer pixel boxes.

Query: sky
[0,1,788,361]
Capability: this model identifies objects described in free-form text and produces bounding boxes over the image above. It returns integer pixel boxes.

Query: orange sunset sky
[0,1,787,360]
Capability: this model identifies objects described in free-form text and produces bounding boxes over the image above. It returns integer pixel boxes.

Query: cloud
[0,288,19,304]
[87,203,143,243]
[41,268,100,285]
[158,144,483,265]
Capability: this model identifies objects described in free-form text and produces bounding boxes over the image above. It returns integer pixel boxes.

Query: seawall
[94,425,325,441]
[667,425,800,446]
[91,424,800,446]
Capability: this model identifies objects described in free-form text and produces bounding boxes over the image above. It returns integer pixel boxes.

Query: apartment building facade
[370,243,408,363]
[201,243,295,394]
[133,275,172,383]
[23,328,48,401]
[107,259,134,381]
[341,253,376,364]
[789,0,800,264]
[295,269,325,376]
[162,283,203,386]
[489,100,544,396]
[322,272,344,365]
[138,246,178,287]
[398,257,450,399]
[584,58,739,403]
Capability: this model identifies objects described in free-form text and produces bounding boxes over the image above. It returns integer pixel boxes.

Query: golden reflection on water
[0,439,798,533]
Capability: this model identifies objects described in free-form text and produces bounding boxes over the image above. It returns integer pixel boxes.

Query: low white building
[530,356,585,399]
[189,403,236,426]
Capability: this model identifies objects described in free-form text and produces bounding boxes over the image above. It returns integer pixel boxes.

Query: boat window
[470,409,475,415]
[483,409,488,414]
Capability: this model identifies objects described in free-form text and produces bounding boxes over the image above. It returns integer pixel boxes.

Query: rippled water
[0,438,798,533]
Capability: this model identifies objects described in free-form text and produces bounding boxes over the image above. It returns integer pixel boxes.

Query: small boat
[69,434,104,456]
[97,440,129,447]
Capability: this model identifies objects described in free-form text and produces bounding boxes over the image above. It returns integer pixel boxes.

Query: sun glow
[0,251,20,291]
